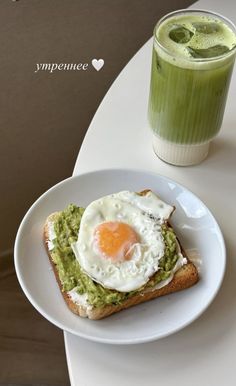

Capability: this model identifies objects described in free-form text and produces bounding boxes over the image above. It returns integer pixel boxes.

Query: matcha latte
[148,10,236,165]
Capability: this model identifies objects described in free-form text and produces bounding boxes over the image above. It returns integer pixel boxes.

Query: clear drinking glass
[148,9,236,165]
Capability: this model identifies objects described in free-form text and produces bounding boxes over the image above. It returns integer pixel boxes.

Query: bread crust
[44,193,199,320]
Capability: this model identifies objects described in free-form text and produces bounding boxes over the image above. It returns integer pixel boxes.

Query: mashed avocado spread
[51,204,180,308]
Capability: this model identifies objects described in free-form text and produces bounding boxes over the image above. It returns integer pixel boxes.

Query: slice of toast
[44,192,199,320]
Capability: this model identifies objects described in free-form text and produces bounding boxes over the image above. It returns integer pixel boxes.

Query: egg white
[71,191,174,292]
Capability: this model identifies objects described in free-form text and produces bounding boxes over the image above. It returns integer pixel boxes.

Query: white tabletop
[65,0,236,384]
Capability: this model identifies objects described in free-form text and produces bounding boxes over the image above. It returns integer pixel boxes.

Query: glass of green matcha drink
[148,9,236,165]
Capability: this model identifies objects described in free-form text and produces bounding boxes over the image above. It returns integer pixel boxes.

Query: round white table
[65,0,236,384]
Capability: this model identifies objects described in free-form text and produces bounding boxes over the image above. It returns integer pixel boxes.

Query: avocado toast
[44,190,199,320]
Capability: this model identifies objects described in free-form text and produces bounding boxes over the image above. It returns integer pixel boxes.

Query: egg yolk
[94,221,139,261]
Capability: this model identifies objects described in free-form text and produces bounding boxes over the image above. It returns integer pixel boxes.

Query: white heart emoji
[92,58,104,71]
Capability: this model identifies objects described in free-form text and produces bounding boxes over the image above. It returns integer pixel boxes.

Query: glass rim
[154,8,236,63]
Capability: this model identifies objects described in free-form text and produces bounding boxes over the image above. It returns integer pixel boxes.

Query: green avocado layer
[51,204,180,308]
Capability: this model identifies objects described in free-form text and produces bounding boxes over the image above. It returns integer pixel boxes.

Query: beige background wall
[0,0,194,257]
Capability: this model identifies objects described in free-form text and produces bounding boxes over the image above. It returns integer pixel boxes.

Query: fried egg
[71,191,174,292]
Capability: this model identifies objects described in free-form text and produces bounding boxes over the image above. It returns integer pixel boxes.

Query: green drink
[148,10,236,165]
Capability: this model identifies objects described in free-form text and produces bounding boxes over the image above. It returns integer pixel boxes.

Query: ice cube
[169,25,194,44]
[188,44,230,58]
[193,22,221,34]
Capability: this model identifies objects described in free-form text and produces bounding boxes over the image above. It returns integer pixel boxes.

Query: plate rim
[14,168,226,344]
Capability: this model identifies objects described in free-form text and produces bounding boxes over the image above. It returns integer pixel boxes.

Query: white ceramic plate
[14,169,225,344]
